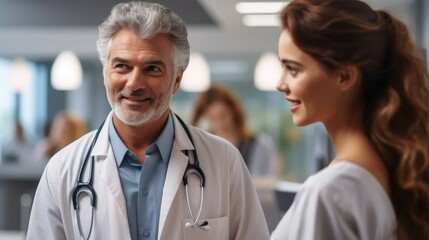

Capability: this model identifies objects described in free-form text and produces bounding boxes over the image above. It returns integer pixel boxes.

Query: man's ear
[338,65,360,91]
[172,68,184,94]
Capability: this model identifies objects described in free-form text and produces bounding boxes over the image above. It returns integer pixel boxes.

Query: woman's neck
[326,121,391,197]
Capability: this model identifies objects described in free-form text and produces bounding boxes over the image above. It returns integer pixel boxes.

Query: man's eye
[146,66,161,72]
[114,64,128,69]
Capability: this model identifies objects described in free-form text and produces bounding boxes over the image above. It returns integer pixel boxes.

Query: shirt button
[143,230,150,238]
[143,188,149,196]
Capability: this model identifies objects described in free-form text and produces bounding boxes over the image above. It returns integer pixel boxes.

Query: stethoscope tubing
[72,115,207,239]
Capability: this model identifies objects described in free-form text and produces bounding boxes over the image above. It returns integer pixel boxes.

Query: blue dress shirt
[108,113,174,240]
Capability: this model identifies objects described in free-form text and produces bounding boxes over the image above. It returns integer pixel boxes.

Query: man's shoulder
[186,125,243,163]
[187,125,235,148]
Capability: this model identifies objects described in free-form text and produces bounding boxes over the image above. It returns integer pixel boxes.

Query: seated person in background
[1,122,34,164]
[34,110,87,162]
[192,84,277,178]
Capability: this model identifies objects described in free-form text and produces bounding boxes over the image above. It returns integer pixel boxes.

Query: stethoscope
[72,114,207,240]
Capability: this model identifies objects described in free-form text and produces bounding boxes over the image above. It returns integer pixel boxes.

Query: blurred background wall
[1,0,423,181]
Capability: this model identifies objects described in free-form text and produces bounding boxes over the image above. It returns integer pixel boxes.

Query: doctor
[27,2,270,240]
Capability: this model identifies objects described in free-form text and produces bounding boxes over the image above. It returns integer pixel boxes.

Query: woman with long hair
[34,111,87,161]
[272,0,429,239]
[192,84,277,177]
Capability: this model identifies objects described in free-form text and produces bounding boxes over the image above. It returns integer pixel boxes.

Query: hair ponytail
[369,10,429,240]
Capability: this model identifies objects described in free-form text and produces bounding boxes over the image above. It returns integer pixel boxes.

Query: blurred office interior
[0,0,427,237]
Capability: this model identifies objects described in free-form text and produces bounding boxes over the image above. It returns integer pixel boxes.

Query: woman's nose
[276,74,290,94]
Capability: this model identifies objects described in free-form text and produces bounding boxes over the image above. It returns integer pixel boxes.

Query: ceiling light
[236,2,288,14]
[243,14,280,27]
[9,58,32,92]
[180,52,211,92]
[254,52,282,91]
[51,50,82,91]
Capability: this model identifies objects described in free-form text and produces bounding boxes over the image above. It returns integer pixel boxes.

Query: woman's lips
[286,98,301,113]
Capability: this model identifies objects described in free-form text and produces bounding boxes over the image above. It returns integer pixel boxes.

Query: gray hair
[96,2,190,74]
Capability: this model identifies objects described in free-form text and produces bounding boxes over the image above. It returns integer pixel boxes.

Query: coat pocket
[183,216,228,240]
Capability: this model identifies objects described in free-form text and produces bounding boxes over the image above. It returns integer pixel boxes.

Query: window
[0,57,47,147]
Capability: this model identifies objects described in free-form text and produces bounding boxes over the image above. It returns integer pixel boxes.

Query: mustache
[119,88,153,98]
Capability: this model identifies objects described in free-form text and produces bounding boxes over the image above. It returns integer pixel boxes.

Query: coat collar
[91,111,195,157]
[90,111,113,158]
[89,111,195,239]
[158,112,195,239]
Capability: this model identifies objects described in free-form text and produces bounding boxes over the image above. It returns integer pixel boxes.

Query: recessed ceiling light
[236,2,288,14]
[242,14,280,27]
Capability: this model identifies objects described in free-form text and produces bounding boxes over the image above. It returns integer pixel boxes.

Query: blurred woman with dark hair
[192,84,277,177]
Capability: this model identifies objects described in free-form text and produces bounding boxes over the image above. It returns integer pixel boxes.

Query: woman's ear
[338,65,360,91]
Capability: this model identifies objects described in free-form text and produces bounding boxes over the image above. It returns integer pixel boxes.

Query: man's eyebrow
[110,57,129,64]
[110,58,167,67]
[146,60,166,66]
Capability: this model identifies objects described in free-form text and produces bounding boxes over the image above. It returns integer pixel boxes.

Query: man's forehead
[107,30,174,60]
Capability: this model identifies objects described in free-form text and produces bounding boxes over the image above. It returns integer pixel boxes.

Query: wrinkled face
[205,101,236,137]
[104,29,182,126]
[277,29,341,126]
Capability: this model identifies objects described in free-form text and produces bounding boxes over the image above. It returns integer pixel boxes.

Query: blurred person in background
[271,0,429,239]
[1,122,34,164]
[33,110,87,162]
[191,84,277,178]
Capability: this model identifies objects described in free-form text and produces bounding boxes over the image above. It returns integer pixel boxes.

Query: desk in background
[0,162,45,231]
[274,181,302,215]
[0,231,25,240]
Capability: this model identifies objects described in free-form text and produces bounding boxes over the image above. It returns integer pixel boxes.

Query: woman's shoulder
[272,162,397,240]
[304,162,386,198]
[299,161,396,220]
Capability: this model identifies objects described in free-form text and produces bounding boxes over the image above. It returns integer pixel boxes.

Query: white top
[271,162,397,240]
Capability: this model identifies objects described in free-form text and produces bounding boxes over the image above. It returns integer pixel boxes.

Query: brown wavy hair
[191,84,251,139]
[281,0,429,239]
[45,111,87,158]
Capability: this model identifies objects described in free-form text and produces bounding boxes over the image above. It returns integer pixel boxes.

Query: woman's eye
[287,66,298,77]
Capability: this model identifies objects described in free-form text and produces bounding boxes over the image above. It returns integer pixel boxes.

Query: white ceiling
[192,0,417,57]
[0,0,418,61]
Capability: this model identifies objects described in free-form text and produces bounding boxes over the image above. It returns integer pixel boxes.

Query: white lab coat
[27,112,270,240]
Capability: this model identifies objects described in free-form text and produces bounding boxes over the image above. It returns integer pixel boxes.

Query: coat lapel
[92,112,130,237]
[158,114,194,239]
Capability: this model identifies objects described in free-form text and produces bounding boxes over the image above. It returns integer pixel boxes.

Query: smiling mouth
[120,96,153,107]
[286,98,301,112]
[286,98,301,105]
[124,96,150,102]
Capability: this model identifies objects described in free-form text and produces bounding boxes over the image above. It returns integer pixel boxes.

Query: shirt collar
[156,112,174,164]
[108,112,175,166]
